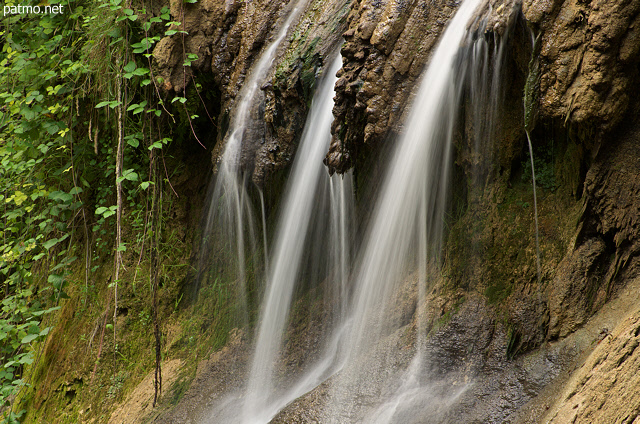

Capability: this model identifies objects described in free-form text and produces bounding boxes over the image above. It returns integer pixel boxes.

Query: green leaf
[48,273,65,289]
[19,354,34,365]
[43,238,59,250]
[31,307,61,317]
[123,61,136,73]
[123,169,138,181]
[133,68,149,76]
[21,334,38,344]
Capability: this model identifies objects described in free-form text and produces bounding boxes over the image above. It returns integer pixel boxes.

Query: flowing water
[243,53,347,423]
[197,0,309,323]
[320,0,506,421]
[201,0,524,421]
[341,0,484,371]
[206,53,355,424]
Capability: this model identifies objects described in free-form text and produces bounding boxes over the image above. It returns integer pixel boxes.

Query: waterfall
[201,0,523,421]
[243,52,347,424]
[344,0,484,367]
[321,0,494,420]
[196,0,308,324]
[206,52,355,424]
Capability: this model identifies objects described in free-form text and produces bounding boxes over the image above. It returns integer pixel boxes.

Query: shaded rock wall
[255,0,354,185]
[325,0,459,173]
[152,0,353,186]
[153,0,291,102]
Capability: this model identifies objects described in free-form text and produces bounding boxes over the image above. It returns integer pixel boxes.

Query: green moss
[523,33,541,133]
[484,281,512,304]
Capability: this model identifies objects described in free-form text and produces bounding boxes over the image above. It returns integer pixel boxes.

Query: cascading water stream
[242,53,347,424]
[204,52,354,424]
[201,0,527,421]
[343,0,484,367]
[321,0,513,421]
[197,0,309,323]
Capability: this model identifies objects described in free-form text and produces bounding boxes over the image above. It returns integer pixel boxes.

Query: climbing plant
[1,0,205,419]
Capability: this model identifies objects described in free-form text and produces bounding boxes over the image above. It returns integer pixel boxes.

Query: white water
[221,0,308,168]
[242,53,346,424]
[201,0,527,421]
[205,53,354,424]
[198,0,309,324]
[345,0,483,363]
[324,0,485,420]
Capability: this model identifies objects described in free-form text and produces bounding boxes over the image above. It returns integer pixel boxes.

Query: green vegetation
[0,0,219,421]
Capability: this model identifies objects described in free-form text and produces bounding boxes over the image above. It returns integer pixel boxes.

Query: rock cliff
[148,0,640,422]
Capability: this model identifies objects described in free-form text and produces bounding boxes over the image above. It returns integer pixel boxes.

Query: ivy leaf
[133,68,149,76]
[123,169,138,181]
[19,353,34,364]
[123,61,136,73]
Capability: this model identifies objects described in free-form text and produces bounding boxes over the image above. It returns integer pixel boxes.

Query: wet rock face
[523,0,640,132]
[152,0,353,185]
[152,0,293,174]
[270,294,582,424]
[544,113,640,338]
[581,117,640,261]
[325,0,458,174]
[254,0,354,186]
[547,237,610,338]
[324,0,521,174]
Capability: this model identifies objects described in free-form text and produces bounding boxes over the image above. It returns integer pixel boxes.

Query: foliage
[1,0,85,415]
[1,0,208,420]
[521,143,557,191]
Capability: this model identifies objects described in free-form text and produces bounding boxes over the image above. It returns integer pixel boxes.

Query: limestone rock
[523,0,640,132]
